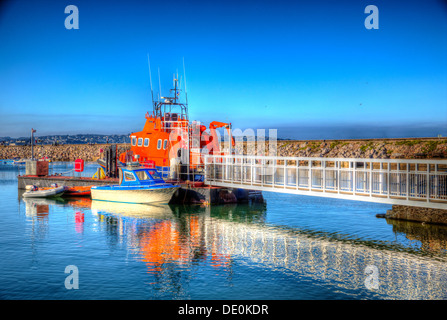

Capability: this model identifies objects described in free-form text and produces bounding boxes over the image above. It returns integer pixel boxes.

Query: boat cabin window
[163,139,168,150]
[131,136,137,146]
[138,138,143,147]
[157,139,162,150]
[135,170,150,181]
[144,138,149,147]
[149,170,162,180]
[124,171,136,181]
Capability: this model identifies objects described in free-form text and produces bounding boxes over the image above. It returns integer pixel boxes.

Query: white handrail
[204,155,447,209]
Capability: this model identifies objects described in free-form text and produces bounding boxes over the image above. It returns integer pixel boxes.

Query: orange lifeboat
[119,76,235,181]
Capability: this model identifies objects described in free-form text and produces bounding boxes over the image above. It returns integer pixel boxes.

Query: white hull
[91,186,179,204]
[22,186,65,198]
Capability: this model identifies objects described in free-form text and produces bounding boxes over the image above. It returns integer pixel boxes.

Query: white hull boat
[91,166,179,204]
[91,185,179,204]
[22,186,65,198]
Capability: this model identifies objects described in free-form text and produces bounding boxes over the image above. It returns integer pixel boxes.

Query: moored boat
[91,166,179,204]
[63,186,92,197]
[13,159,26,165]
[23,185,65,198]
[115,76,235,181]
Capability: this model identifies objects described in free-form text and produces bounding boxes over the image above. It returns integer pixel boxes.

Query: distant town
[0,134,130,146]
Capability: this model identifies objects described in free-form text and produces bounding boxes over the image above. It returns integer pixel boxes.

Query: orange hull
[64,186,92,197]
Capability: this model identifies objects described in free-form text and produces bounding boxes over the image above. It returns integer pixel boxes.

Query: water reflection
[90,201,236,274]
[387,218,447,254]
[23,198,56,218]
[91,200,174,219]
[18,192,447,299]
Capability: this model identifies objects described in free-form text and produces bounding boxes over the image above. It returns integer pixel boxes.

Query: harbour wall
[252,137,447,159]
[0,144,130,162]
[1,138,446,161]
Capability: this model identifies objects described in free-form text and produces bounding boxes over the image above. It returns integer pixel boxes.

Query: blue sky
[0,0,446,139]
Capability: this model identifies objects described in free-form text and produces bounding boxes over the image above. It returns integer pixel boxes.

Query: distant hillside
[0,134,130,146]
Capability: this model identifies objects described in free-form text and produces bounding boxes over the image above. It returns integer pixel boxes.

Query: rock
[321,148,330,155]
[386,205,447,225]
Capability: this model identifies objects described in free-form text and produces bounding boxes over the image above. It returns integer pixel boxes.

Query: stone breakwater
[237,138,447,159]
[1,138,446,161]
[386,205,447,225]
[0,144,130,162]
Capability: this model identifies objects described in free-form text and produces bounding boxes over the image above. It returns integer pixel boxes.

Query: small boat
[91,166,179,204]
[23,185,65,198]
[13,159,26,165]
[63,186,92,197]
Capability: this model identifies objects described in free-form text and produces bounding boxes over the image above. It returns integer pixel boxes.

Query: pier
[204,155,447,210]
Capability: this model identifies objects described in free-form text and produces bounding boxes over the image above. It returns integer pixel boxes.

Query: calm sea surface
[1,162,447,300]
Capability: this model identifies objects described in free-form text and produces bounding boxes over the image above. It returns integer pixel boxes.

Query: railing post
[427,164,430,203]
[387,162,390,199]
[352,161,356,195]
[308,160,312,191]
[364,161,367,193]
[322,160,326,192]
[251,157,254,186]
[369,161,373,197]
[273,158,276,187]
[296,159,299,190]
[261,158,265,187]
[241,156,244,184]
[337,161,340,194]
[434,163,438,199]
[204,156,208,183]
[406,163,409,201]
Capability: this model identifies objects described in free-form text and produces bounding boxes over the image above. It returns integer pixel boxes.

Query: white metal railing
[204,155,447,209]
[161,121,189,132]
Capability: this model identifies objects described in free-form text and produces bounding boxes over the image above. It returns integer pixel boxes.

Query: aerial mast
[183,57,188,106]
[158,67,162,99]
[147,54,154,109]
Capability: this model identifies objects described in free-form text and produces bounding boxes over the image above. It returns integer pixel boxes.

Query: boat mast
[183,57,188,107]
[147,54,155,109]
[149,61,190,121]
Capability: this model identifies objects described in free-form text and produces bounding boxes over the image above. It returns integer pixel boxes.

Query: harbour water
[1,162,447,300]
